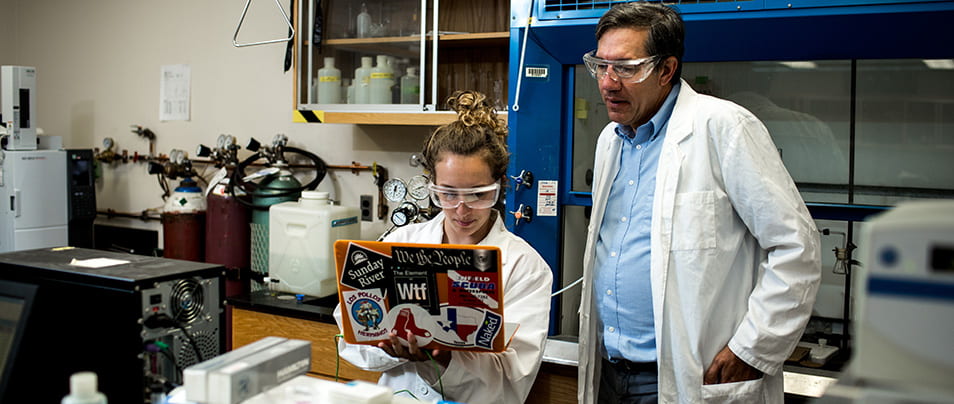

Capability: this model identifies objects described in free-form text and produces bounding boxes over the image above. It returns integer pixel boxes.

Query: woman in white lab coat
[578,80,822,403]
[336,90,553,403]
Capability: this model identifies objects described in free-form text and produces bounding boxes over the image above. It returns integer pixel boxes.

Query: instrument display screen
[931,245,954,273]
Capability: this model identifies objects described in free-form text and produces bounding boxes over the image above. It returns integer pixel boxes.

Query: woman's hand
[378,330,451,367]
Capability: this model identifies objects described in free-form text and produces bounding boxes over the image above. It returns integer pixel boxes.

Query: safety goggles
[583,50,658,83]
[427,183,500,209]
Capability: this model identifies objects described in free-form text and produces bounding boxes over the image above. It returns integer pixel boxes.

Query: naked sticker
[475,310,502,350]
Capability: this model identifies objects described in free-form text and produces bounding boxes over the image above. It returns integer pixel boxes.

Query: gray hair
[595,2,684,84]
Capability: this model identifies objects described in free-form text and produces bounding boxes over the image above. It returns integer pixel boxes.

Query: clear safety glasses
[583,50,658,84]
[427,183,501,210]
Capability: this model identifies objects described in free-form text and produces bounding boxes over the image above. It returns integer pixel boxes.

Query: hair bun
[447,90,498,129]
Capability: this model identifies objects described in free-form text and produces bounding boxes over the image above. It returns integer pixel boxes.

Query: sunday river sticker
[339,242,390,291]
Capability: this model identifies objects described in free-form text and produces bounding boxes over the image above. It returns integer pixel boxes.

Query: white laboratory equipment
[1,65,37,151]
[844,199,954,402]
[0,147,68,253]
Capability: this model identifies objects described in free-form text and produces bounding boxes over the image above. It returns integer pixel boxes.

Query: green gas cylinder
[249,167,302,289]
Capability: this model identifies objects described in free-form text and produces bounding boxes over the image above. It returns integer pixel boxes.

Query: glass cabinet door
[299,0,428,111]
[296,0,510,120]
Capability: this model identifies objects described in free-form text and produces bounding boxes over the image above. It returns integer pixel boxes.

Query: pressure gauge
[407,175,430,200]
[170,149,185,165]
[382,178,408,202]
[102,137,114,150]
[391,202,420,227]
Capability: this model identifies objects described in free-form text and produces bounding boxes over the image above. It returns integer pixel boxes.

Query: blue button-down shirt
[594,82,680,362]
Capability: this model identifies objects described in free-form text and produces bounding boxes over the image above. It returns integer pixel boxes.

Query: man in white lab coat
[577,3,822,403]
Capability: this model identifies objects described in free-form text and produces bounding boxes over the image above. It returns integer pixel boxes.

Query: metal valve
[509,204,533,227]
[510,170,534,191]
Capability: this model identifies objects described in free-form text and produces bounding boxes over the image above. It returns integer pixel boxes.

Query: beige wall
[2,0,432,242]
[0,0,15,58]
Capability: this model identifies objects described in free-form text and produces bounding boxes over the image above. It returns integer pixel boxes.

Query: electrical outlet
[360,195,373,222]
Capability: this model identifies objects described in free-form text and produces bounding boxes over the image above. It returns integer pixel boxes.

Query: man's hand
[377,330,451,366]
[703,345,763,385]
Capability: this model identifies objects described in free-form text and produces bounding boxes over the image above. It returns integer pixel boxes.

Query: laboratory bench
[227,291,837,403]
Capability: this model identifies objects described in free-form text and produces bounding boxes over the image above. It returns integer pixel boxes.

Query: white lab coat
[577,81,822,404]
[336,211,553,404]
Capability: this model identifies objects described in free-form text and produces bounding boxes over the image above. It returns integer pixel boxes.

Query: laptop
[334,240,515,352]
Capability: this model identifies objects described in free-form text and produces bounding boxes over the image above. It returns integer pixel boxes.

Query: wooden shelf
[317,31,508,54]
[324,36,421,46]
[439,31,509,47]
[295,110,508,126]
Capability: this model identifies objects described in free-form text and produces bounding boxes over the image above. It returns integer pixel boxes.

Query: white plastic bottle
[317,57,341,104]
[356,3,371,38]
[354,56,373,104]
[388,56,402,103]
[401,67,420,104]
[268,191,361,298]
[62,372,107,404]
[346,79,355,104]
[370,54,394,104]
[310,76,319,103]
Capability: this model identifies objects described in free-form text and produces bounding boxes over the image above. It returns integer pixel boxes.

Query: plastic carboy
[318,57,341,104]
[268,191,360,298]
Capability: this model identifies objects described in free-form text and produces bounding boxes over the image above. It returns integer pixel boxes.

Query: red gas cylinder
[205,175,251,297]
[162,177,206,261]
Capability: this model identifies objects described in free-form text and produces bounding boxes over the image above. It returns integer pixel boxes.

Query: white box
[183,336,287,402]
[207,339,312,404]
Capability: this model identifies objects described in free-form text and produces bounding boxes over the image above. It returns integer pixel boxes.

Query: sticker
[475,310,503,350]
[344,289,389,341]
[447,270,499,310]
[385,304,436,347]
[434,306,486,348]
[339,242,390,291]
[537,180,558,216]
[388,263,439,315]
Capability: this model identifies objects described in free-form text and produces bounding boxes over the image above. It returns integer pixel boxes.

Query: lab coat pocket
[700,378,764,403]
[671,191,716,251]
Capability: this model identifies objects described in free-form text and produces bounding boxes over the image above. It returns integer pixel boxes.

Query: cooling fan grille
[175,329,220,368]
[171,278,204,324]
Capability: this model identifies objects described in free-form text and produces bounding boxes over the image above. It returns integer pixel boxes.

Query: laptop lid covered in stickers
[334,240,514,352]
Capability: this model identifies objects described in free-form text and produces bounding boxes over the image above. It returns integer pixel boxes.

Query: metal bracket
[233,0,295,48]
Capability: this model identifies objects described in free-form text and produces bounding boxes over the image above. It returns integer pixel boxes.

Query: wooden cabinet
[231,307,381,382]
[294,0,509,125]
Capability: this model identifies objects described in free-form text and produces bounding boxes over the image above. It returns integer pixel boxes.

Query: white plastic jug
[369,54,394,104]
[269,191,360,298]
[317,57,341,104]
